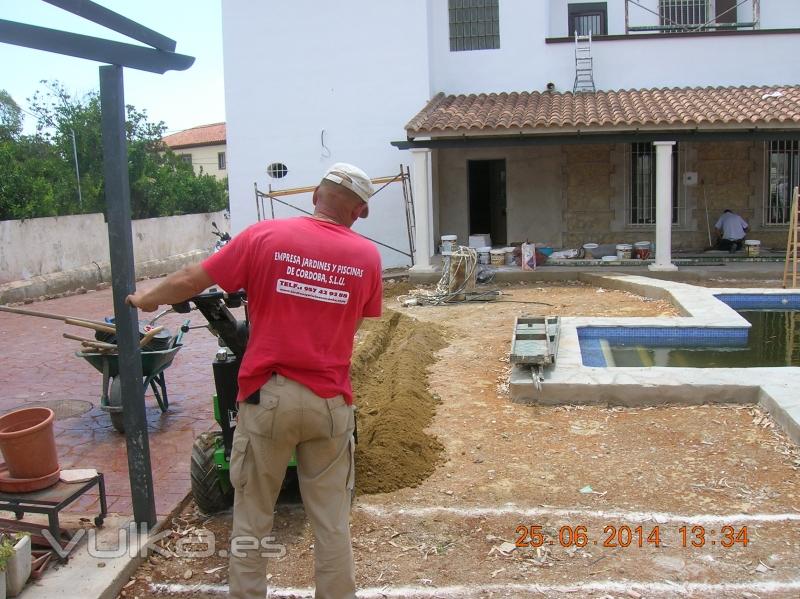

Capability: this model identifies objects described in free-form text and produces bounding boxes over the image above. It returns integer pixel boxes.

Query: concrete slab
[16,515,147,599]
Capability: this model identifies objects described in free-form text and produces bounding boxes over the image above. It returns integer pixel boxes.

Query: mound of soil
[351,310,446,494]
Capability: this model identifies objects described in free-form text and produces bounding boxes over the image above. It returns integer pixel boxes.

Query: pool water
[606,311,800,368]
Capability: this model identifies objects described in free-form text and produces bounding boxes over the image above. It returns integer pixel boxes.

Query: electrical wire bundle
[399,246,479,306]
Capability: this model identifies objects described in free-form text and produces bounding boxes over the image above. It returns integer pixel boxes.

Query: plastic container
[601,255,619,263]
[490,249,505,266]
[744,239,760,257]
[538,247,554,257]
[469,234,492,249]
[582,243,599,258]
[504,247,516,266]
[0,407,59,479]
[616,243,633,260]
[633,241,651,260]
[477,247,491,265]
[441,234,457,254]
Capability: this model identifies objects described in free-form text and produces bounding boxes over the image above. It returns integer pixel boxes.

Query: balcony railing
[624,0,760,34]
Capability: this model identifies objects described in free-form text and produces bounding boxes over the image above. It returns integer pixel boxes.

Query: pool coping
[510,275,800,444]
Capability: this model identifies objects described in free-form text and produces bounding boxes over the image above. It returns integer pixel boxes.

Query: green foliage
[0,82,228,221]
[0,90,23,140]
[0,535,15,572]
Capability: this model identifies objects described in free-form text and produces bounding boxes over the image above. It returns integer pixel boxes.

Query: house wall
[436,146,565,248]
[436,141,788,252]
[428,0,800,94]
[175,143,228,180]
[221,0,430,268]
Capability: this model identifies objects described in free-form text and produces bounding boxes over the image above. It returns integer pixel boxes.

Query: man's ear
[312,186,320,206]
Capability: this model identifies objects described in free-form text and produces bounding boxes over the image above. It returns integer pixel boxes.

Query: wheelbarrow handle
[139,325,165,348]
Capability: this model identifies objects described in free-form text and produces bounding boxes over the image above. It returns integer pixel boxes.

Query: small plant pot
[6,536,31,597]
[0,408,59,479]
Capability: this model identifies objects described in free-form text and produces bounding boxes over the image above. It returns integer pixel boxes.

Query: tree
[0,80,228,220]
[0,90,23,140]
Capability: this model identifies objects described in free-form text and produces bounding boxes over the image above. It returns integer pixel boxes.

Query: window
[267,162,288,179]
[218,151,226,170]
[568,2,607,36]
[179,154,192,164]
[626,143,680,226]
[448,0,500,52]
[765,140,800,226]
[659,0,709,30]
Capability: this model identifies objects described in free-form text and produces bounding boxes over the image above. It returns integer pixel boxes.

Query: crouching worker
[714,208,749,253]
[127,163,383,599]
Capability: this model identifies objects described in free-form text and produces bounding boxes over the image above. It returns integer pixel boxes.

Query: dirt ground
[119,280,800,598]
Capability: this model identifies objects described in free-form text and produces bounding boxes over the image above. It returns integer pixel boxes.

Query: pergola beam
[0,20,194,73]
[42,0,177,52]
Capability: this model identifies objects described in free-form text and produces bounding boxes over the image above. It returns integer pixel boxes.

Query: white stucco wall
[0,211,228,284]
[221,0,431,268]
[427,0,800,94]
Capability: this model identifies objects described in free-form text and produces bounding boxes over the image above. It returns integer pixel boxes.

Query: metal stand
[0,474,108,562]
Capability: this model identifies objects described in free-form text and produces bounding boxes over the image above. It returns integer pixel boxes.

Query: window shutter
[716,0,737,24]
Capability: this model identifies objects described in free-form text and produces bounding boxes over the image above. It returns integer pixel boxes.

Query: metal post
[70,129,83,208]
[99,64,156,527]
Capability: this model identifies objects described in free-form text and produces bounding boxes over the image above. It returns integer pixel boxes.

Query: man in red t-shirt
[127,163,383,599]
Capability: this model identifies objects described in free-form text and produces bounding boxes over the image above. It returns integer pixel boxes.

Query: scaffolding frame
[625,0,759,34]
[254,165,416,264]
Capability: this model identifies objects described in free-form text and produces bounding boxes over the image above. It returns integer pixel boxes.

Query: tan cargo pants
[228,374,356,599]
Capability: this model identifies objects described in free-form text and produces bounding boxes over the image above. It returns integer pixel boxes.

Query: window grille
[569,3,607,36]
[179,154,192,164]
[217,151,226,170]
[625,143,683,226]
[764,140,800,226]
[448,0,500,52]
[659,0,709,30]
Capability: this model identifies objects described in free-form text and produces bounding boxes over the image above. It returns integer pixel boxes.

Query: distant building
[162,123,227,180]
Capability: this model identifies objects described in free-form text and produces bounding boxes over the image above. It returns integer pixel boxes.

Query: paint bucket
[469,234,492,249]
[490,249,505,266]
[477,247,491,265]
[504,247,516,266]
[582,243,599,259]
[616,244,633,260]
[441,235,457,254]
[633,241,651,260]
[744,239,760,257]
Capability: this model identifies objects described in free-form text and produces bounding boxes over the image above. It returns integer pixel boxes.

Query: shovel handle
[64,318,117,334]
[139,325,165,348]
[0,305,114,329]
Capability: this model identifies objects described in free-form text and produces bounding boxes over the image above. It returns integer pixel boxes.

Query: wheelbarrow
[77,319,190,433]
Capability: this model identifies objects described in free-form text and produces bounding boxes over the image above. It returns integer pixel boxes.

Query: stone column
[409,148,434,272]
[648,141,678,272]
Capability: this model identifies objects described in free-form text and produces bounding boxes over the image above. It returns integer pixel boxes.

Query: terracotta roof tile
[406,86,800,136]
[162,122,226,149]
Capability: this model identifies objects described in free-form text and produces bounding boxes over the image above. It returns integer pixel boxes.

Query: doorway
[468,159,507,245]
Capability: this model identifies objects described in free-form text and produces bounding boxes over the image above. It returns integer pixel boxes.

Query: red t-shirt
[201,216,382,404]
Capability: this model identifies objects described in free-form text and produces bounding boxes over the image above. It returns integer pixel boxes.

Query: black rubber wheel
[191,432,233,514]
[108,378,125,434]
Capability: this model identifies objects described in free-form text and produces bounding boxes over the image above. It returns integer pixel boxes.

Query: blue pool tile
[715,294,800,310]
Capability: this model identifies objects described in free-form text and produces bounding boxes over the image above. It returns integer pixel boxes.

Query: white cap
[322,163,374,218]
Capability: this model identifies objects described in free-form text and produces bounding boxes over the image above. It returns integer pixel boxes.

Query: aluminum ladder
[783,186,800,288]
[573,31,595,93]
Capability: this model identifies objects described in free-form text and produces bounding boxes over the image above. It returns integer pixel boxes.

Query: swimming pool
[579,294,800,368]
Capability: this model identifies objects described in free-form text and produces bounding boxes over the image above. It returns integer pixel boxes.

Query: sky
[0,0,225,135]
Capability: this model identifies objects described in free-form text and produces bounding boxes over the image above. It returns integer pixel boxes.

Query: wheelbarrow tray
[77,343,183,378]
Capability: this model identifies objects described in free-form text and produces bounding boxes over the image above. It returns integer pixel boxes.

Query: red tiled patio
[0,279,221,518]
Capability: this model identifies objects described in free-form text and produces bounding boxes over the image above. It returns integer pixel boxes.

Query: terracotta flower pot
[0,408,59,479]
